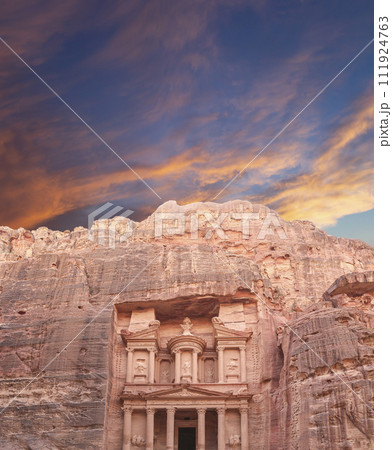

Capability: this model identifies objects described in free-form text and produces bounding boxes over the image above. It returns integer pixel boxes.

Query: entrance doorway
[178,427,196,450]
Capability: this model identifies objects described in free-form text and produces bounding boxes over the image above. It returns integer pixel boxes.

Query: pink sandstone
[0,200,373,449]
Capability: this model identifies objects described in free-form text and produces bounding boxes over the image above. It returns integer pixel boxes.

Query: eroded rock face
[0,201,373,449]
[275,307,373,449]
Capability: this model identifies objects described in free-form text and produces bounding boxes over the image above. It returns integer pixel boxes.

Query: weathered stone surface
[0,200,373,449]
[274,304,373,449]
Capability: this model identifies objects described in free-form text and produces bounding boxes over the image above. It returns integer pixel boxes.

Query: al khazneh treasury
[117,301,254,450]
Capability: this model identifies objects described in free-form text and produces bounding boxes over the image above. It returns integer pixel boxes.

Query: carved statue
[212,316,224,325]
[180,317,193,335]
[206,367,215,382]
[228,434,241,447]
[227,358,239,372]
[182,360,191,375]
[161,369,170,382]
[131,435,146,447]
[135,358,147,374]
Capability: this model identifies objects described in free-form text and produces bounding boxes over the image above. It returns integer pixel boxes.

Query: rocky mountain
[0,200,373,449]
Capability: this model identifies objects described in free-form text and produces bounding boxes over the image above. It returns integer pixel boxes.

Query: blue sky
[0,0,373,244]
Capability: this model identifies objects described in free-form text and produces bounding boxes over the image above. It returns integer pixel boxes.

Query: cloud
[0,0,86,64]
[0,140,207,229]
[0,72,372,230]
[91,0,218,65]
[260,92,373,227]
[0,0,373,235]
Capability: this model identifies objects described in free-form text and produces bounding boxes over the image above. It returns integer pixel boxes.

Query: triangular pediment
[144,385,229,399]
[121,323,159,344]
[212,319,252,340]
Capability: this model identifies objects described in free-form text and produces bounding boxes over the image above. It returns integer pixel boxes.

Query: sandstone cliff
[0,200,374,449]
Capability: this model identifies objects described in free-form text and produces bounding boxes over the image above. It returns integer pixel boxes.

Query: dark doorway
[178,427,196,450]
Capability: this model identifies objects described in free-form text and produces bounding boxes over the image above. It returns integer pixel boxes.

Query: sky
[0,0,374,244]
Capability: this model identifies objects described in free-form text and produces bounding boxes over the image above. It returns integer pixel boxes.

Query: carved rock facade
[117,313,252,450]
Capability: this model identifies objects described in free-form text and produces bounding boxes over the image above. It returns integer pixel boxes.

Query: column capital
[239,406,249,414]
[146,407,155,415]
[166,406,176,414]
[217,406,226,415]
[197,407,207,415]
[239,345,246,351]
[122,404,133,413]
[216,345,225,352]
[125,347,134,353]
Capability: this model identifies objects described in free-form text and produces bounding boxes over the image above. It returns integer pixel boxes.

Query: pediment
[212,319,252,340]
[144,385,229,399]
[121,323,160,344]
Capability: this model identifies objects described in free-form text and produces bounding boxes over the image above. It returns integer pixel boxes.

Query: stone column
[217,346,224,383]
[174,350,181,383]
[146,407,155,450]
[239,346,247,383]
[122,405,133,450]
[197,408,206,450]
[166,407,176,450]
[148,349,155,384]
[240,406,249,450]
[192,351,198,383]
[126,348,134,383]
[217,407,226,450]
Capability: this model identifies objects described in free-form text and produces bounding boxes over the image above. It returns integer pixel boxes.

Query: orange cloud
[261,93,373,227]
[0,2,373,233]
[0,143,208,229]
